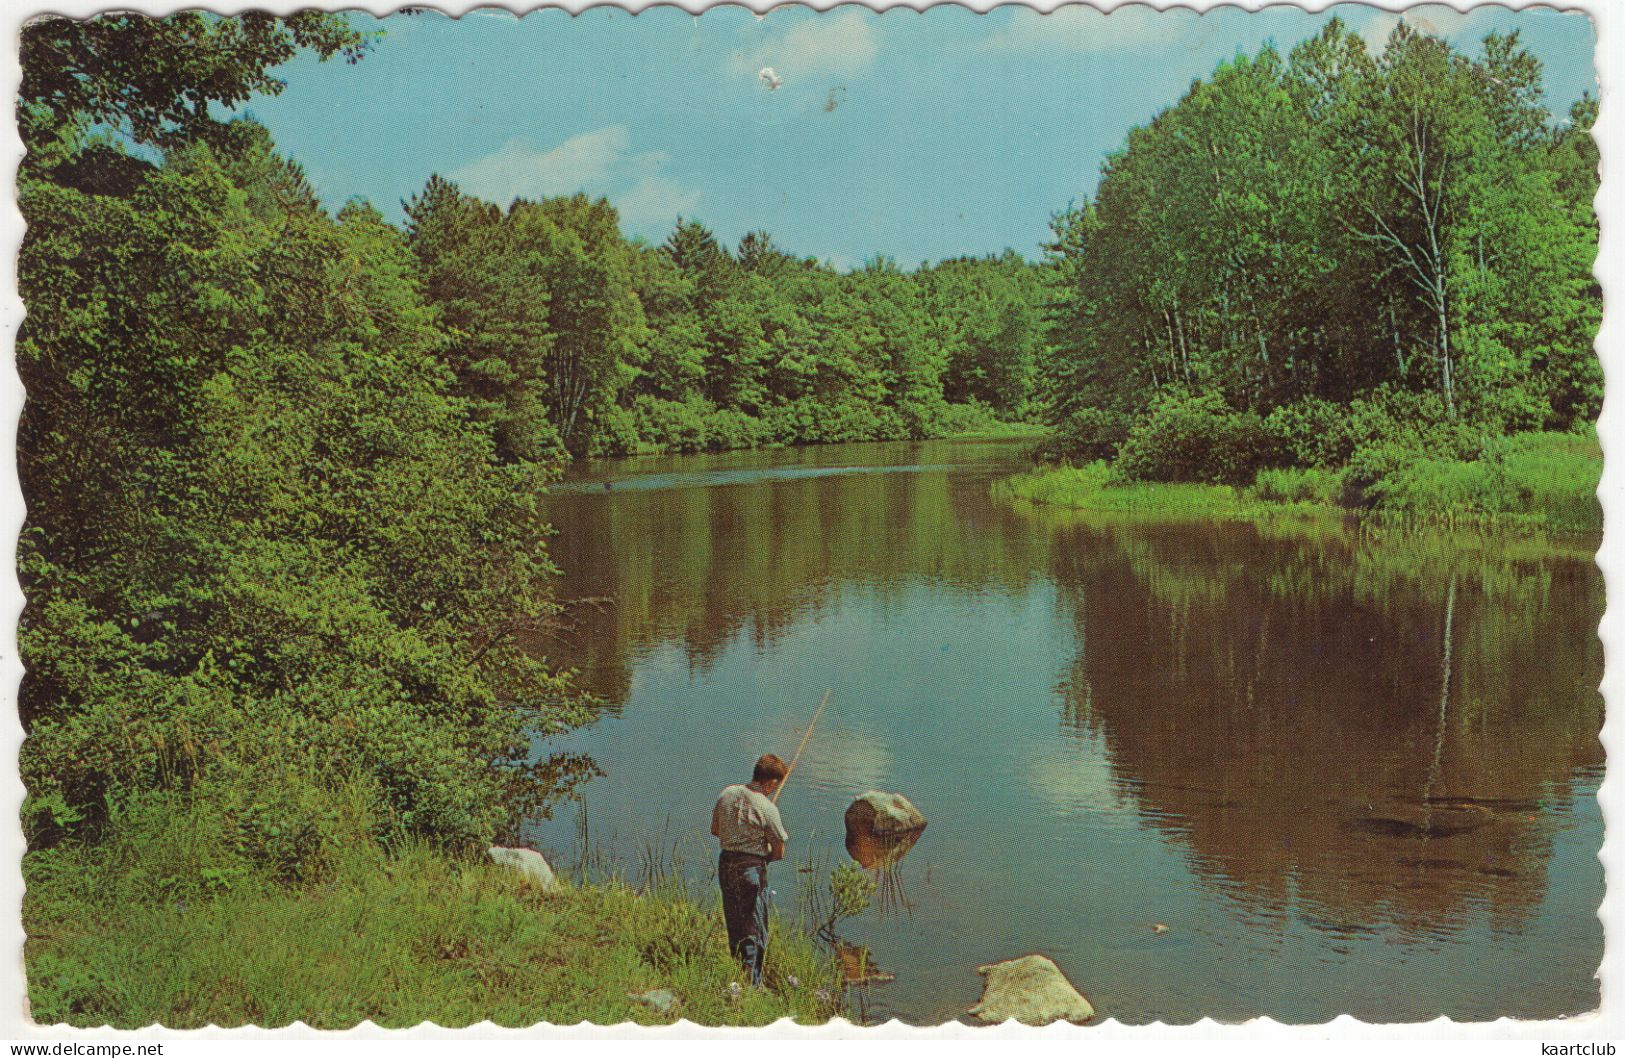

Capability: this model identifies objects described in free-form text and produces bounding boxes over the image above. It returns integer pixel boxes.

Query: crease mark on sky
[725,8,879,85]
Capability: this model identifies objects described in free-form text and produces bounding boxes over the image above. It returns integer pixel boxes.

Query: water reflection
[538,440,1047,707]
[1044,514,1602,944]
[530,439,1602,1023]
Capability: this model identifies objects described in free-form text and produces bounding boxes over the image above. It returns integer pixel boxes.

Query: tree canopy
[1038,18,1598,479]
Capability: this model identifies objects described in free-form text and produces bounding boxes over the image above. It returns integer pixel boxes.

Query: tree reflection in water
[527,439,1603,1021]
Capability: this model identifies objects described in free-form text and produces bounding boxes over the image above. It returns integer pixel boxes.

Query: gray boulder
[487,846,558,891]
[967,954,1095,1025]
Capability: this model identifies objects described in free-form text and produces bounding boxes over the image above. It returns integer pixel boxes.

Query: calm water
[527,438,1603,1024]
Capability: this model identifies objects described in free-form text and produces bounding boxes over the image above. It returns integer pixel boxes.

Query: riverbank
[25,802,839,1027]
[598,402,1044,458]
[995,431,1601,537]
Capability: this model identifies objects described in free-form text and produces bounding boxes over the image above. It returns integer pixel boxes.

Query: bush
[714,407,778,450]
[1352,388,1483,459]
[1337,429,1599,533]
[586,404,643,458]
[1263,388,1484,473]
[1363,457,1510,520]
[1250,466,1345,506]
[1263,398,1353,468]
[630,395,713,453]
[757,398,906,446]
[935,399,1002,436]
[1114,390,1272,485]
[1038,407,1131,463]
[1485,430,1601,533]
[818,400,903,443]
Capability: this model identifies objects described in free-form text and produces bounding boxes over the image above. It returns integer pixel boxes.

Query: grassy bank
[995,431,1601,537]
[604,407,1045,459]
[946,421,1048,441]
[993,461,1338,523]
[25,795,839,1028]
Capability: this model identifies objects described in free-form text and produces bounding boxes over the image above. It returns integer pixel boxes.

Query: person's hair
[753,753,790,784]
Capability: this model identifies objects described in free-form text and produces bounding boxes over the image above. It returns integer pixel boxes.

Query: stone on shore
[487,846,558,891]
[628,988,679,1017]
[967,954,1095,1025]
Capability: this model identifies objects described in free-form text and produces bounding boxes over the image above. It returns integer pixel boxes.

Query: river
[526,437,1603,1025]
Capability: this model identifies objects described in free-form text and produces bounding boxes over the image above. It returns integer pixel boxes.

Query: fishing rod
[773,687,832,804]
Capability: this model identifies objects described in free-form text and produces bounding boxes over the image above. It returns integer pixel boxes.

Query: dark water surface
[527,438,1603,1024]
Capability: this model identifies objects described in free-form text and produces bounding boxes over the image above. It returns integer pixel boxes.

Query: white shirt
[712,783,789,856]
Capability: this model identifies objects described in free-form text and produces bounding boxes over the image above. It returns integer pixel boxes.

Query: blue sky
[238,4,1597,269]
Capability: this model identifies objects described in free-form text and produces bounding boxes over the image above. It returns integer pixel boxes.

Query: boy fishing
[711,753,790,985]
[711,692,829,985]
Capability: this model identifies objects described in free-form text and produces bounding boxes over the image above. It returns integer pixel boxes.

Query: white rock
[967,954,1095,1025]
[628,988,678,1017]
[487,845,558,891]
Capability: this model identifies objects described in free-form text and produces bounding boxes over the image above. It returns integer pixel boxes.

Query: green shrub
[935,399,1002,436]
[1114,391,1272,485]
[1332,429,1598,533]
[1264,388,1484,474]
[1485,430,1601,533]
[1038,407,1131,463]
[1364,457,1510,521]
[587,404,643,458]
[631,395,713,453]
[1263,398,1354,468]
[1250,466,1345,506]
[818,400,903,443]
[1351,388,1484,459]
[703,407,770,451]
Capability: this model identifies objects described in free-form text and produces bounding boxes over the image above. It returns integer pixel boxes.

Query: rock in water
[846,791,927,834]
[845,791,927,869]
[967,954,1095,1025]
[487,846,558,891]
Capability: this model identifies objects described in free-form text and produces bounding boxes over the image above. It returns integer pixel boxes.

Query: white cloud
[727,9,879,86]
[1404,5,1470,39]
[447,125,630,206]
[1355,6,1470,54]
[1025,732,1130,815]
[979,5,1203,56]
[1358,11,1403,53]
[615,176,703,233]
[447,126,701,241]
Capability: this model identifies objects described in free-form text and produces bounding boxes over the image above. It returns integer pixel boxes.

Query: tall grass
[995,432,1600,537]
[24,788,840,1027]
[1366,431,1600,534]
[1250,466,1346,506]
[992,461,1336,521]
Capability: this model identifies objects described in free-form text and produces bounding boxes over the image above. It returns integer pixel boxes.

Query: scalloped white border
[0,0,1614,1045]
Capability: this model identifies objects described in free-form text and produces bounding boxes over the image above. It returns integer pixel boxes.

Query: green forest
[1027,18,1600,529]
[17,12,1600,1027]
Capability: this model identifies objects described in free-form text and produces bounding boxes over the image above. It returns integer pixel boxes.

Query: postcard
[8,0,1612,1037]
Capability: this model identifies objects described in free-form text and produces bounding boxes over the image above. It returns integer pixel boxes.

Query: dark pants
[718,851,770,984]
